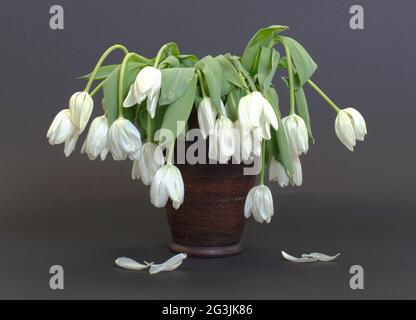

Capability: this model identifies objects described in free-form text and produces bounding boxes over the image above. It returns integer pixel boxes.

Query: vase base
[169,242,243,258]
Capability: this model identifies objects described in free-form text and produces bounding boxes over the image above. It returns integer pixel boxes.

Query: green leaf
[215,55,247,89]
[241,25,288,73]
[277,36,317,86]
[179,54,198,67]
[257,47,280,91]
[79,65,118,80]
[263,86,293,178]
[281,77,313,141]
[158,74,198,139]
[196,55,223,113]
[225,87,242,121]
[159,55,180,68]
[159,67,196,106]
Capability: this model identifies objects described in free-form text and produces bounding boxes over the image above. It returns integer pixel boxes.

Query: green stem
[196,69,207,97]
[146,114,153,143]
[154,43,169,68]
[307,79,341,113]
[84,44,129,93]
[89,79,106,97]
[167,140,175,164]
[118,52,136,118]
[282,43,295,114]
[259,140,267,185]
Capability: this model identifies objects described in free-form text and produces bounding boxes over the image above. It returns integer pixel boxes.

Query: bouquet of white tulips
[47,25,367,224]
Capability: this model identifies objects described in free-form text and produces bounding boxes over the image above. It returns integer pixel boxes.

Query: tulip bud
[335,108,367,151]
[282,114,309,155]
[197,97,217,139]
[150,164,184,209]
[123,66,162,119]
[244,185,274,223]
[81,115,110,161]
[108,118,142,161]
[136,142,165,185]
[208,116,235,164]
[69,92,94,132]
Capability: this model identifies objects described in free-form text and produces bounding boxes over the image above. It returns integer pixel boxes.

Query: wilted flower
[233,120,253,162]
[131,142,165,185]
[282,114,309,155]
[150,164,184,209]
[69,91,94,132]
[269,154,302,187]
[47,108,80,157]
[244,185,274,224]
[208,116,235,164]
[238,91,278,134]
[335,108,367,151]
[81,115,109,161]
[197,97,217,139]
[123,66,162,119]
[108,118,142,160]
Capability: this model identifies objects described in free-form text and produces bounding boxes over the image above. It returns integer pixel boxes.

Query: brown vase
[165,161,255,257]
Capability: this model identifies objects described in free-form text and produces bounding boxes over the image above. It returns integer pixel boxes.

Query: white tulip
[133,142,165,185]
[108,118,142,161]
[269,154,302,187]
[63,132,80,158]
[282,114,309,155]
[197,97,217,139]
[244,185,274,224]
[47,109,76,145]
[208,116,235,164]
[69,92,94,132]
[269,158,289,187]
[238,91,278,133]
[81,115,109,161]
[335,108,367,151]
[150,164,184,209]
[233,120,252,162]
[123,66,162,119]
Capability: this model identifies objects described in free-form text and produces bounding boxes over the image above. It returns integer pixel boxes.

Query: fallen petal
[281,251,318,263]
[115,257,151,270]
[149,253,187,274]
[303,252,341,262]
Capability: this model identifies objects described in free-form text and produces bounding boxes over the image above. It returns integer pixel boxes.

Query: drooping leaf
[159,55,180,68]
[179,54,198,67]
[79,65,118,80]
[196,56,223,113]
[241,25,288,74]
[257,47,280,91]
[215,55,247,89]
[157,74,198,140]
[263,86,293,178]
[159,67,196,106]
[225,87,243,121]
[277,36,317,86]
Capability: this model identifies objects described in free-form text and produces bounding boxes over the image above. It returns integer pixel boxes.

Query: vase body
[165,161,255,257]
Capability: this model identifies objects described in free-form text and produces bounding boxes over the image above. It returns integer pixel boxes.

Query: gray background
[0,0,415,299]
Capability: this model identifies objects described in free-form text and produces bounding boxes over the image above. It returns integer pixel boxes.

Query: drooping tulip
[238,91,278,133]
[47,109,76,146]
[208,116,235,164]
[244,185,274,224]
[134,142,165,185]
[81,115,110,161]
[69,92,94,132]
[269,154,302,187]
[108,118,142,161]
[233,120,253,162]
[150,164,184,209]
[123,66,162,119]
[335,108,367,151]
[282,114,309,155]
[197,97,217,139]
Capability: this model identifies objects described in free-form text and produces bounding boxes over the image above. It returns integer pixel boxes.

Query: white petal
[115,257,151,270]
[149,253,187,275]
[281,251,318,263]
[345,108,367,141]
[269,158,289,187]
[303,252,341,262]
[335,111,356,151]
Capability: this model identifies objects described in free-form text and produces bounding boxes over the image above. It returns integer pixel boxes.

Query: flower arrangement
[47,25,367,224]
